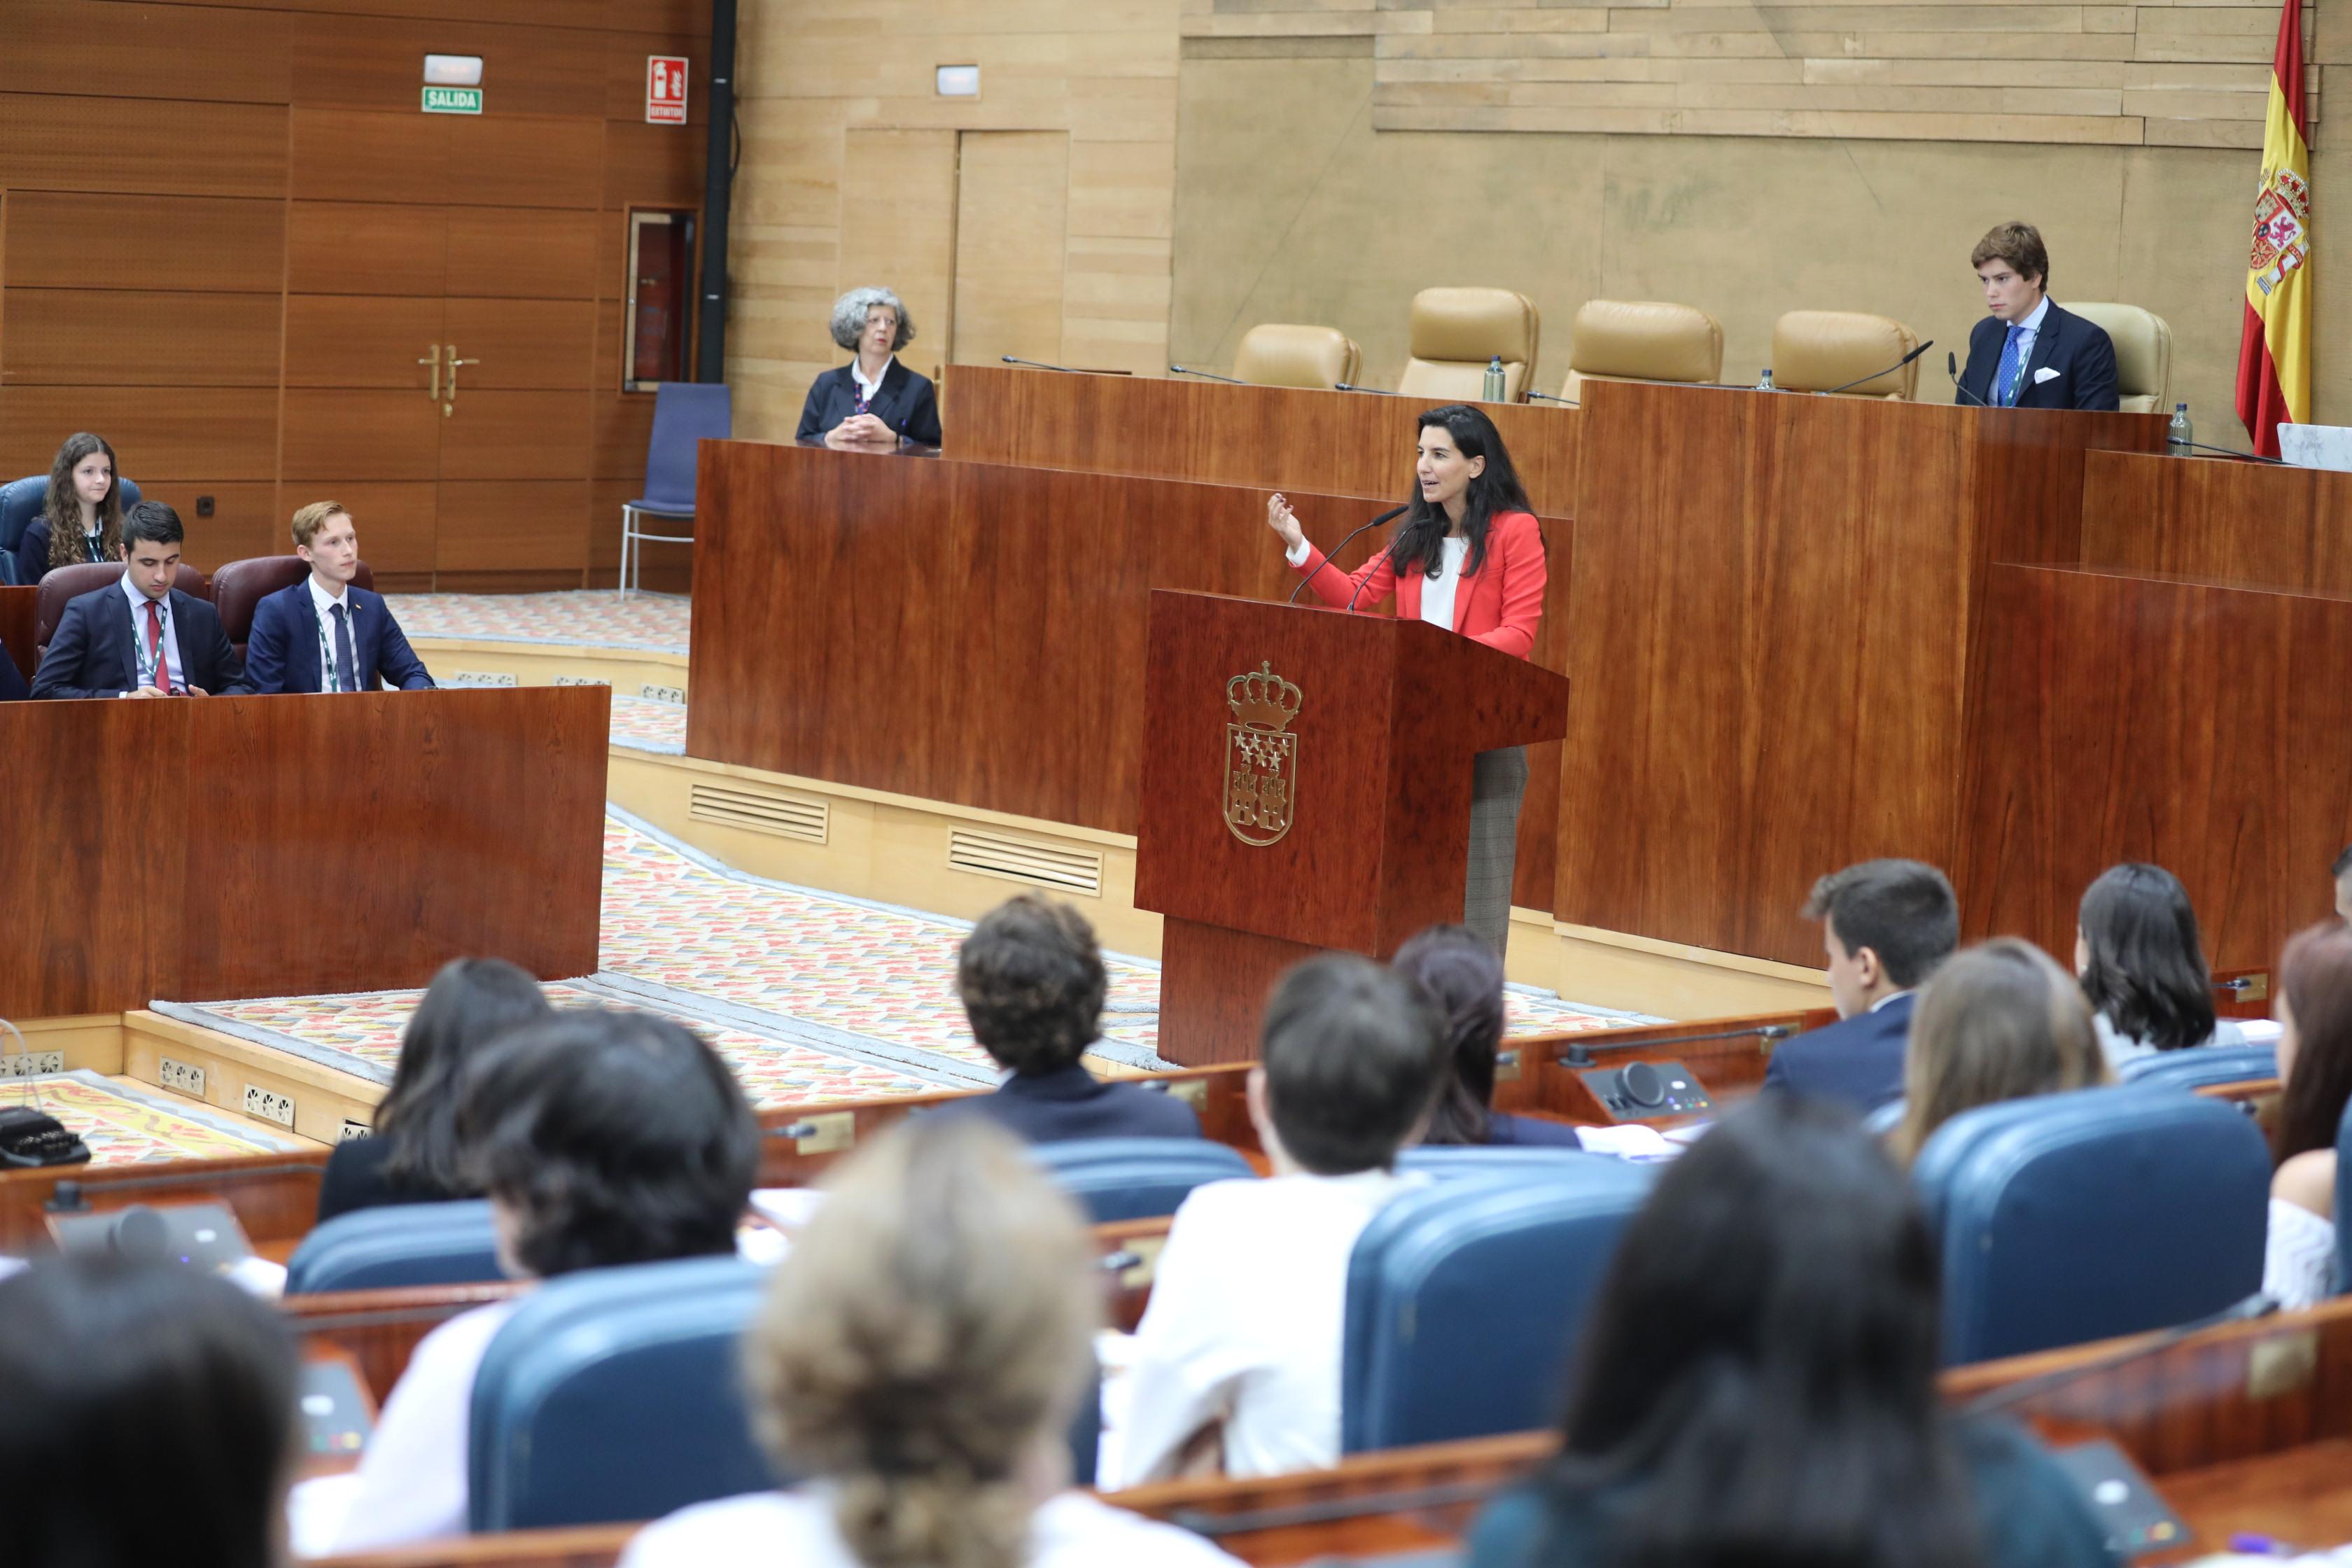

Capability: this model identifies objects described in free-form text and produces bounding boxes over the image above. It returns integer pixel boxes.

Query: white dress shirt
[621,1488,1242,1568]
[2263,1196,2335,1310]
[1105,1168,1421,1488]
[309,574,364,692]
[117,571,182,695]
[850,354,895,408]
[1283,533,1467,629]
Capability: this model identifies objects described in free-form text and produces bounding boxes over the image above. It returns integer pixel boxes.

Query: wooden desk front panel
[0,687,608,1016]
[2082,449,2352,594]
[0,584,35,679]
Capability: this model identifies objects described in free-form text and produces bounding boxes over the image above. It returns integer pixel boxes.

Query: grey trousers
[1464,746,1529,956]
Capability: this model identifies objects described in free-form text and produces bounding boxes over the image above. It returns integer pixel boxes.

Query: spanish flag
[2236,0,2311,458]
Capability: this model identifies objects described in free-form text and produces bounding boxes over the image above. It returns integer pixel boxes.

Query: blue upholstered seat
[1027,1136,1255,1222]
[282,1200,504,1296]
[1396,1145,1603,1177]
[2119,1043,2277,1091]
[1912,1086,2269,1364]
[1340,1161,1655,1452]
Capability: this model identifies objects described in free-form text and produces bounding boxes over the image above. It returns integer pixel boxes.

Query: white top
[850,354,895,406]
[620,1488,1241,1568]
[117,570,181,695]
[308,573,363,692]
[1105,1169,1419,1488]
[2093,1012,2247,1073]
[2264,1196,2337,1311]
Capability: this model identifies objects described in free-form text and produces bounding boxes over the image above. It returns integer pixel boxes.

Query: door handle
[443,344,480,416]
[418,344,442,404]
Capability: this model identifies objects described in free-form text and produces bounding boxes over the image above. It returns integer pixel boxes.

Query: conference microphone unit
[1959,1291,2278,1417]
[1287,504,1410,606]
[1000,355,1082,373]
[1817,340,1933,398]
[1948,351,1994,408]
[1170,365,1249,385]
[1526,389,1579,407]
[1334,382,1398,396]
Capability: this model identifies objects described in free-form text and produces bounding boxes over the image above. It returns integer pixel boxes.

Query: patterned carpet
[387,589,690,654]
[30,1071,304,1166]
[610,694,687,754]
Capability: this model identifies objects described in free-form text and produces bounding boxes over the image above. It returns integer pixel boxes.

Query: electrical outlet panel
[450,670,518,687]
[552,673,609,687]
[4,1050,65,1078]
[244,1085,297,1128]
[640,683,687,705]
[339,1119,373,1142]
[157,1057,207,1097]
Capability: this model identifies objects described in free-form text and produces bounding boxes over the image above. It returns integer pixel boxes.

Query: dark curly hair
[955,895,1107,1075]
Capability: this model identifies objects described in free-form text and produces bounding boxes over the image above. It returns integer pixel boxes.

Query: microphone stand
[1287,505,1409,606]
[1816,340,1933,397]
[1526,390,1578,407]
[1170,365,1248,385]
[1000,355,1081,374]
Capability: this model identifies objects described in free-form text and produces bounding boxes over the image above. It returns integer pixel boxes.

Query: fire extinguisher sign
[646,57,689,125]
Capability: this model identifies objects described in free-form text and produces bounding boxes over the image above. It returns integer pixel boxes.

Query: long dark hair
[1544,1097,1980,1568]
[44,431,122,570]
[1392,924,1505,1145]
[2077,863,2218,1053]
[2275,921,2352,1166]
[374,957,554,1190]
[1387,404,1531,580]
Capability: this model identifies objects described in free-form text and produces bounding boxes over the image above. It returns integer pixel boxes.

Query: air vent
[947,830,1102,897]
[690,783,828,844]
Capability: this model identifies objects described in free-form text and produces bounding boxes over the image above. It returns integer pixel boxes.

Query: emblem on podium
[1224,660,1301,847]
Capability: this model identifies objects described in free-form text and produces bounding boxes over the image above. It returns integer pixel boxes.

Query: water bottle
[1483,354,1505,402]
[2167,402,2193,458]
[1755,368,1777,392]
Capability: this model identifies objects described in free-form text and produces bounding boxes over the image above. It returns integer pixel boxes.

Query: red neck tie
[146,599,169,693]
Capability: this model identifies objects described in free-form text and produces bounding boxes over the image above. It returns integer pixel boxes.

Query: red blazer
[1292,509,1547,660]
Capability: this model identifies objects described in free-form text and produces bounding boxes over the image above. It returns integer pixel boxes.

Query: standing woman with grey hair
[797,286,944,448]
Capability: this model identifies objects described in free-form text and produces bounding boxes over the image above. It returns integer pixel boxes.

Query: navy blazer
[795,359,944,446]
[942,1061,1203,1146]
[14,519,106,587]
[31,585,249,700]
[1956,302,2119,412]
[1761,990,1916,1114]
[243,582,433,694]
[0,636,27,703]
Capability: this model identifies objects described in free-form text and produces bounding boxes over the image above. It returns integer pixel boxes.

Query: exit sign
[422,85,482,114]
[646,56,688,125]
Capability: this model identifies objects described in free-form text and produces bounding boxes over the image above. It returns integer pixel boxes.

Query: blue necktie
[1992,323,2024,407]
[331,603,358,694]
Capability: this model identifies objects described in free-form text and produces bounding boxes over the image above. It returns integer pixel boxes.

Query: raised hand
[1264,492,1305,553]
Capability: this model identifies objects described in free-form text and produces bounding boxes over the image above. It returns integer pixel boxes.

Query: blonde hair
[1893,938,2110,1164]
[748,1120,1098,1568]
[290,500,349,551]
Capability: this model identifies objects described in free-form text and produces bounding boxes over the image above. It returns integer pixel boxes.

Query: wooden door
[951,132,1070,371]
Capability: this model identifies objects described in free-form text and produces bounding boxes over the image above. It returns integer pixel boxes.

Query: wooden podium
[1135,590,1569,1065]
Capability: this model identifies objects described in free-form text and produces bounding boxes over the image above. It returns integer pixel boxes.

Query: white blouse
[2264,1197,2337,1311]
[620,1488,1242,1568]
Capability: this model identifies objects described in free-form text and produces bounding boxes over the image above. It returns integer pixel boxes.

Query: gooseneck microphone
[1819,340,1933,398]
[1000,355,1081,374]
[1344,526,1414,614]
[1949,351,1994,408]
[1170,365,1248,385]
[1334,382,1397,396]
[1526,389,1579,407]
[2173,439,2291,466]
[1286,504,1410,606]
[1961,1292,2277,1416]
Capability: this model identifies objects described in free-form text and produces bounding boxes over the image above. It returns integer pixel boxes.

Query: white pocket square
[2033,367,2062,384]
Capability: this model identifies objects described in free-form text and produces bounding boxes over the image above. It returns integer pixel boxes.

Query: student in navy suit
[244,501,433,694]
[0,636,25,703]
[31,502,248,700]
[1955,222,2119,412]
[1763,859,1959,1114]
[942,895,1200,1144]
[794,286,944,449]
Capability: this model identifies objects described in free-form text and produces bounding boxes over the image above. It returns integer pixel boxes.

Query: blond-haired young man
[244,501,434,694]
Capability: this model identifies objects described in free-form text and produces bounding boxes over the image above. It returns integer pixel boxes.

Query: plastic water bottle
[1483,354,1505,402]
[2167,403,2193,457]
[1755,368,1777,392]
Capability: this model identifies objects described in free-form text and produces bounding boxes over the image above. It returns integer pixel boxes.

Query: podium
[1135,590,1569,1065]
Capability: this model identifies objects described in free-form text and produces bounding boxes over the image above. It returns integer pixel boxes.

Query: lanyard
[83,531,103,564]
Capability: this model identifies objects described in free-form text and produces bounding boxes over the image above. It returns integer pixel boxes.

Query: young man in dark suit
[943,894,1200,1144]
[244,501,434,694]
[1763,859,1959,1114]
[1955,221,2119,412]
[31,502,249,700]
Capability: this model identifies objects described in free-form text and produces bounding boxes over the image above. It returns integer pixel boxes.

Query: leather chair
[210,556,378,659]
[1771,310,1921,400]
[1027,1136,1254,1223]
[2066,302,2174,414]
[1912,1087,2269,1364]
[1233,323,1362,390]
[1397,288,1540,402]
[2118,1043,2277,1091]
[1340,1162,1655,1452]
[0,475,141,586]
[1559,300,1723,405]
[283,1200,505,1296]
[34,560,208,661]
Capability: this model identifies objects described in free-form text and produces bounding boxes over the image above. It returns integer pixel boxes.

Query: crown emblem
[1226,662,1302,732]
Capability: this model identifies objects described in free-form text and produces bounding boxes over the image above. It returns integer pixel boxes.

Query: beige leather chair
[2066,302,2174,414]
[1558,300,1723,404]
[1770,311,1921,400]
[1233,323,1362,390]
[1396,288,1539,402]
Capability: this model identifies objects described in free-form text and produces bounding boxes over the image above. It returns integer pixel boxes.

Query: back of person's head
[0,1255,296,1568]
[2077,862,2218,1053]
[1390,924,1506,1146]
[955,893,1106,1076]
[374,956,554,1191]
[1803,858,1960,988]
[2275,920,2352,1165]
[458,1007,760,1277]
[1552,1096,1977,1568]
[1894,937,2108,1163]
[750,1118,1097,1568]
[120,498,184,552]
[1259,953,1446,1174]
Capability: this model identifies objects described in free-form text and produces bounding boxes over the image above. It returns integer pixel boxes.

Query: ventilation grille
[690,783,828,844]
[947,830,1102,897]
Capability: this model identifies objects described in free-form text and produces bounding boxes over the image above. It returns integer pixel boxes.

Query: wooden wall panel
[0,0,293,104]
[293,482,440,575]
[2,194,286,293]
[2081,451,2352,596]
[447,209,601,300]
[0,388,277,479]
[450,115,606,210]
[284,298,446,388]
[953,132,1072,368]
[435,479,589,573]
[839,129,959,379]
[445,300,598,388]
[290,14,606,118]
[290,109,449,206]
[1,290,283,386]
[132,482,284,568]
[0,94,288,197]
[438,391,593,481]
[594,393,654,480]
[281,393,442,482]
[602,120,705,213]
[288,204,449,297]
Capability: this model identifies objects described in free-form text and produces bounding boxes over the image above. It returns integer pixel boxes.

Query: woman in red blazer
[1264,402,1547,957]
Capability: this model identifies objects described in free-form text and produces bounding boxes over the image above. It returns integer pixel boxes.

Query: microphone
[1170,365,1248,385]
[1960,1292,2277,1417]
[1344,529,1411,615]
[1000,355,1080,374]
[1334,382,1397,396]
[1287,504,1409,606]
[1818,340,1933,398]
[2174,438,2291,466]
[1526,389,1579,407]
[1949,351,1993,409]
